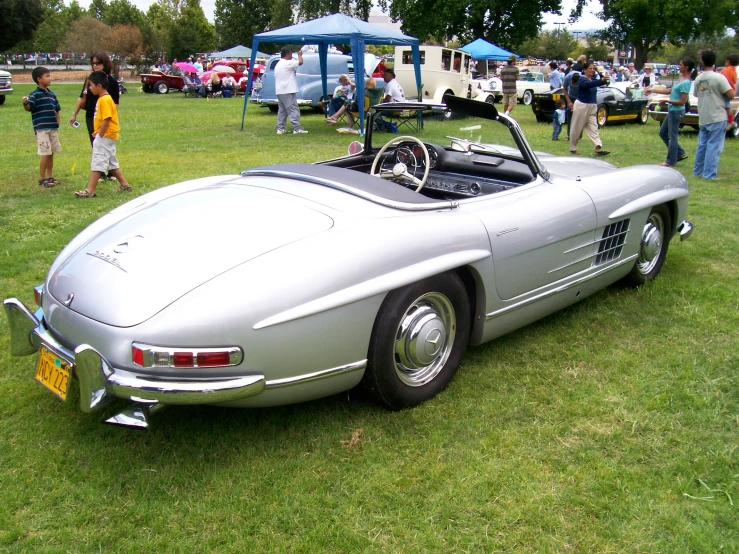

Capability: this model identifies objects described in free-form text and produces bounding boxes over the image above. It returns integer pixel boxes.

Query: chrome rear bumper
[2,298,266,414]
[676,220,694,241]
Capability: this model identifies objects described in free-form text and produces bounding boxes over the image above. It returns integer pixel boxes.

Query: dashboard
[379,141,531,198]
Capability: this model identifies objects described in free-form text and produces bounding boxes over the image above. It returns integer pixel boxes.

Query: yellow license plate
[552,94,561,101]
[35,346,72,400]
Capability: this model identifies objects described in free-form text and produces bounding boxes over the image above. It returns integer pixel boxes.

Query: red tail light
[131,343,243,368]
[197,352,232,367]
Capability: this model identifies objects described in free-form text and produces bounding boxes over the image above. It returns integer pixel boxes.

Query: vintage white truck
[393,45,474,104]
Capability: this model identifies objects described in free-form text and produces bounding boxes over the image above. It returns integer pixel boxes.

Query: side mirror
[347,141,364,155]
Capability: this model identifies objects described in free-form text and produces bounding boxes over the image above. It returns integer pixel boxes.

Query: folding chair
[387,108,423,133]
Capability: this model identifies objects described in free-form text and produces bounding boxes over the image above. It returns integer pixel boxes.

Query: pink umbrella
[174,61,198,73]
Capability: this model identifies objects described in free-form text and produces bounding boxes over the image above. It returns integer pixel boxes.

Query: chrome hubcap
[637,213,664,274]
[394,292,455,386]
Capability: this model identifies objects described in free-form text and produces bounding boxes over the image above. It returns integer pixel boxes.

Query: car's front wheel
[522,90,533,105]
[637,105,649,124]
[485,95,495,105]
[0,95,5,105]
[621,204,672,287]
[363,272,470,410]
[597,104,609,127]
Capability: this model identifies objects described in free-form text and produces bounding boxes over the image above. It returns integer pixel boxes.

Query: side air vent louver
[596,219,630,265]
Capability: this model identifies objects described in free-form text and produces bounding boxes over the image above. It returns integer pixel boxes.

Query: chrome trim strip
[486,255,637,320]
[265,359,367,389]
[496,227,519,236]
[549,240,630,274]
[239,169,459,212]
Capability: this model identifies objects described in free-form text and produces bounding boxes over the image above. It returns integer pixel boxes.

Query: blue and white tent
[240,13,422,135]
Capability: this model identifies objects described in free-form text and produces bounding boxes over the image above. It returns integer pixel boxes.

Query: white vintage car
[517,71,550,105]
[0,69,12,105]
[473,77,502,104]
[394,45,474,103]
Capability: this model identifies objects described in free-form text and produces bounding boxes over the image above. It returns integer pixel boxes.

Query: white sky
[68,0,607,31]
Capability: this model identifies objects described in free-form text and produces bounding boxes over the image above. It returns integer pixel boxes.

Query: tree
[378,0,562,50]
[583,36,610,61]
[569,0,736,70]
[0,0,45,51]
[62,16,111,54]
[214,0,272,49]
[34,0,87,52]
[105,0,145,27]
[106,23,144,74]
[89,0,108,20]
[168,0,216,59]
[297,0,372,21]
[519,30,579,61]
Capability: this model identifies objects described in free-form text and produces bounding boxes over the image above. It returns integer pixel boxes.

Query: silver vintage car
[4,96,693,428]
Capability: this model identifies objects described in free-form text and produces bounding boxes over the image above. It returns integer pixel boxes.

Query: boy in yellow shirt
[75,71,132,197]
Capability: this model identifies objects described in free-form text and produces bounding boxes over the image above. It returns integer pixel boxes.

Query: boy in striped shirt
[22,67,62,187]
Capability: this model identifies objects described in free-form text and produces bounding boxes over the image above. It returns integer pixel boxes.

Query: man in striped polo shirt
[22,67,62,187]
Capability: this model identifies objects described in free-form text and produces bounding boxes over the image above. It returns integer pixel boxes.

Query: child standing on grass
[22,67,61,188]
[75,71,132,198]
[552,98,566,140]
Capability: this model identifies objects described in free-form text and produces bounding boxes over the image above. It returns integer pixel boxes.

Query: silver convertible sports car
[4,96,693,428]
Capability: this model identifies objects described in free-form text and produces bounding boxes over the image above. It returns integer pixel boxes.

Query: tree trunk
[632,41,653,71]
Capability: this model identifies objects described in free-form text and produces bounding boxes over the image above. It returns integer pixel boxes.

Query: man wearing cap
[615,67,626,82]
[500,54,520,116]
[382,68,405,102]
[626,62,636,79]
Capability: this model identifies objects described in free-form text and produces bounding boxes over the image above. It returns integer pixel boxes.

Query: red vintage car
[211,60,266,93]
[140,70,185,94]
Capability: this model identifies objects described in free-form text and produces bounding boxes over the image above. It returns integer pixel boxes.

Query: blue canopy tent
[240,13,422,135]
[461,39,517,79]
[460,38,515,61]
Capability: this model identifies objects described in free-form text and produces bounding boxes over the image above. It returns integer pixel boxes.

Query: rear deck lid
[48,185,333,327]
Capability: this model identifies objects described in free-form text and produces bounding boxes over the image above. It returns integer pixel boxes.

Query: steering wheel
[370,135,430,192]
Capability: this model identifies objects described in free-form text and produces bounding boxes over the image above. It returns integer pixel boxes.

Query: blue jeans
[552,118,562,139]
[658,110,685,166]
[693,120,726,179]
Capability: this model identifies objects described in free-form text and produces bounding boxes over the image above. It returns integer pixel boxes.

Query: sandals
[117,185,132,192]
[677,154,689,162]
[38,178,55,188]
[74,189,96,198]
[658,162,674,167]
[46,177,60,185]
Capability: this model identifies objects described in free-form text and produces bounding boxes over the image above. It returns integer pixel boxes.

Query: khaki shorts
[502,93,517,107]
[36,130,61,156]
[91,136,120,173]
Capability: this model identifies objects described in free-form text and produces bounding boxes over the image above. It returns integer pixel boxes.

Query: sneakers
[293,129,309,134]
[276,129,286,135]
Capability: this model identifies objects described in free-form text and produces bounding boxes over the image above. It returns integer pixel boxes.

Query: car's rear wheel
[363,272,470,410]
[621,204,671,287]
[535,112,549,123]
[637,105,649,124]
[154,80,169,94]
[522,90,533,105]
[268,105,278,113]
[597,104,609,127]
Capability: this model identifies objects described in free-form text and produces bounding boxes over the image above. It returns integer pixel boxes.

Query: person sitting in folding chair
[326,74,355,125]
[345,78,386,129]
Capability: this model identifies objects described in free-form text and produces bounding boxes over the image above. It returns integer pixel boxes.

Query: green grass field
[1,84,737,553]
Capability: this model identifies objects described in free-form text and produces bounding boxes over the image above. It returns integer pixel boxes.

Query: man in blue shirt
[569,62,610,156]
[548,62,562,90]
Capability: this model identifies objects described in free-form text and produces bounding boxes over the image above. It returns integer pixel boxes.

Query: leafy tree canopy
[0,0,45,51]
[62,15,111,55]
[105,0,145,27]
[378,0,562,50]
[519,29,579,60]
[570,0,736,69]
[168,0,216,60]
[34,0,87,52]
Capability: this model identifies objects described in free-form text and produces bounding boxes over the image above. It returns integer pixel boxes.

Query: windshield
[369,108,524,160]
